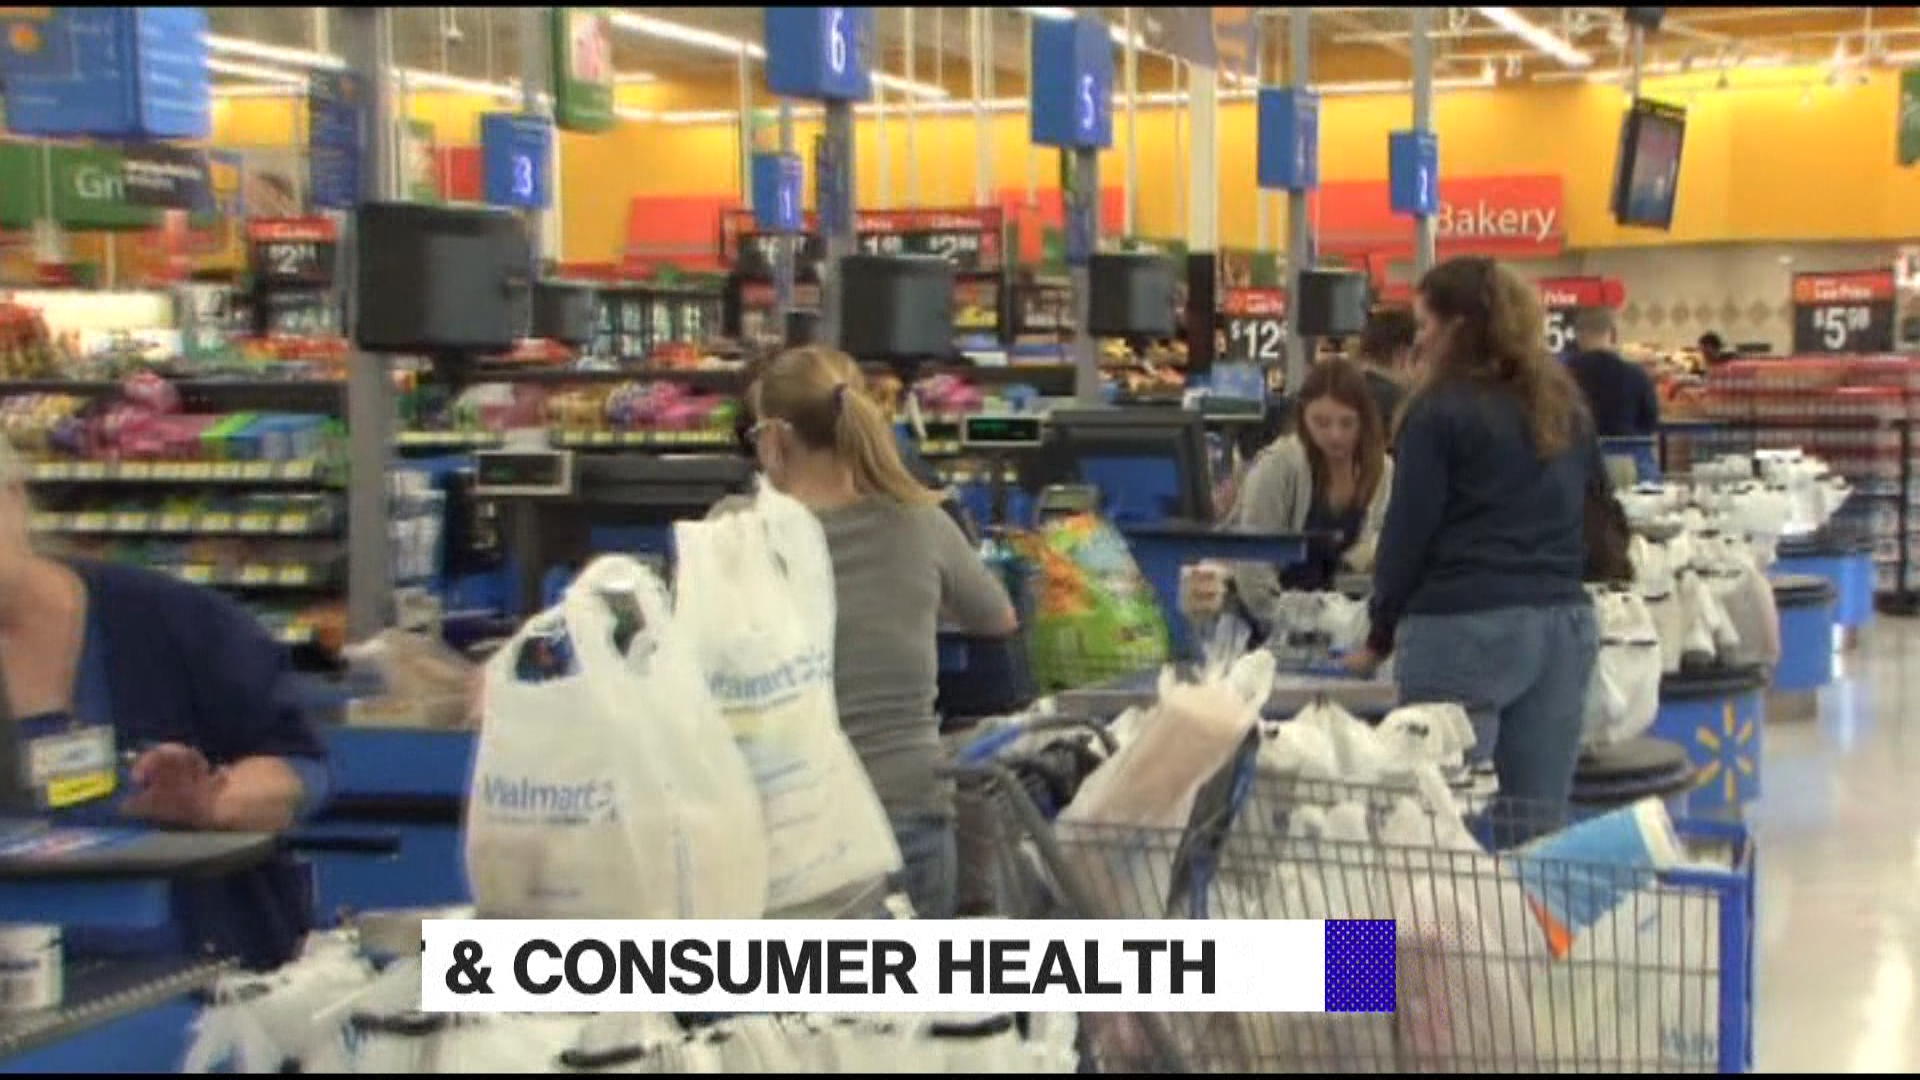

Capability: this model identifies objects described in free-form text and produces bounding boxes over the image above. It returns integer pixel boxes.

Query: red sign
[1536,276,1624,310]
[719,206,1004,265]
[1316,174,1565,259]
[1792,270,1894,305]
[1223,287,1286,318]
[247,217,338,244]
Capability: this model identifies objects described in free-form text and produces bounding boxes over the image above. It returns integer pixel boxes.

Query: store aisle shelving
[1756,619,1920,1072]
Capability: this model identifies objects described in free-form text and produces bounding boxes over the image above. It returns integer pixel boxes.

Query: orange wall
[208,67,1920,266]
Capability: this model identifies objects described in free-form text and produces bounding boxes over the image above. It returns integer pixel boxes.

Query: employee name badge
[22,724,117,810]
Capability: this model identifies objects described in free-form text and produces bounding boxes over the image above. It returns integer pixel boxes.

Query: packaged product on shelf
[342,627,478,729]
[674,483,902,914]
[468,555,768,918]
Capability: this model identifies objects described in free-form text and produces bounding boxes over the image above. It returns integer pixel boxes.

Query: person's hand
[1179,562,1230,620]
[1341,647,1383,678]
[122,744,226,829]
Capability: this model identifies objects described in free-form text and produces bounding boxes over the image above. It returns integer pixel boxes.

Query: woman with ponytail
[1350,257,1606,834]
[738,346,1018,917]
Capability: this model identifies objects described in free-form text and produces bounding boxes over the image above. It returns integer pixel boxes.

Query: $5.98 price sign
[1223,288,1288,365]
[1792,270,1895,355]
[1535,277,1618,356]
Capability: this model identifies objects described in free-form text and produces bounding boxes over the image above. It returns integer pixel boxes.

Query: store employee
[0,437,329,970]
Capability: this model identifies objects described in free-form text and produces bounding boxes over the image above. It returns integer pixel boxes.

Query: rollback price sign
[1536,276,1620,356]
[1792,269,1895,355]
[1222,287,1287,365]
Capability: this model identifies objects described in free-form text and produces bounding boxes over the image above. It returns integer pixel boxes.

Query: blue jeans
[1395,603,1598,847]
[890,813,958,919]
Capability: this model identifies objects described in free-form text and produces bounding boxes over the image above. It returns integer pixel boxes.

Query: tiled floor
[1755,621,1920,1072]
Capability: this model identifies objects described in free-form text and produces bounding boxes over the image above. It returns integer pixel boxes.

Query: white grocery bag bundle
[1583,587,1662,749]
[674,481,902,913]
[466,555,768,919]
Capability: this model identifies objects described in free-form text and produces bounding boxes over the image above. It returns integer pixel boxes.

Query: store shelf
[25,459,338,485]
[551,430,735,450]
[164,561,340,591]
[31,510,336,537]
[446,364,748,391]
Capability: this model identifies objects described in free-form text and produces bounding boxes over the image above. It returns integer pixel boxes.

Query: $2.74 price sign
[1792,270,1895,355]
[247,218,338,287]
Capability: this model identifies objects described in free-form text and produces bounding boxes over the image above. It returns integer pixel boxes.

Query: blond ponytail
[751,346,939,506]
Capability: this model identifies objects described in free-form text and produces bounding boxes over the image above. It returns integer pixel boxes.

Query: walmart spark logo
[1694,701,1756,805]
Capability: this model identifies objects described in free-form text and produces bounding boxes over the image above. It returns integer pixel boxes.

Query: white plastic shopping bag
[1583,589,1663,748]
[673,482,901,913]
[467,555,768,918]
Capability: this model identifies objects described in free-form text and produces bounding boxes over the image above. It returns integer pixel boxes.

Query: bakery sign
[1315,174,1566,259]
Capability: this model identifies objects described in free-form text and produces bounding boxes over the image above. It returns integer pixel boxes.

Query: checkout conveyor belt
[0,956,231,1069]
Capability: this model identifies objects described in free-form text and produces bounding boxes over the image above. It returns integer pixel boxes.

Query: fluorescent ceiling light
[204,33,346,72]
[207,57,309,86]
[609,10,946,99]
[1476,7,1592,68]
[613,72,657,84]
[1017,7,1149,52]
[212,83,303,99]
[614,106,659,122]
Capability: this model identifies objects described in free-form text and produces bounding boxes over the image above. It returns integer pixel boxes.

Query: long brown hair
[1415,255,1583,459]
[1295,358,1387,511]
[748,346,938,506]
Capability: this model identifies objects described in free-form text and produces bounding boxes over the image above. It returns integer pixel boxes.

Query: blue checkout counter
[1774,532,1875,635]
[0,829,279,1071]
[1650,664,1768,820]
[301,727,476,921]
[1770,574,1838,695]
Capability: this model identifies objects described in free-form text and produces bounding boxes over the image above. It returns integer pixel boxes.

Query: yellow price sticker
[112,513,148,532]
[46,772,116,810]
[151,462,183,480]
[158,514,192,532]
[240,564,274,585]
[178,564,214,584]
[73,462,107,480]
[35,462,70,481]
[118,462,153,480]
[281,461,317,481]
[276,513,312,534]
[276,564,311,587]
[200,513,235,532]
[74,513,108,531]
[213,463,243,481]
[238,514,273,533]
[241,462,274,480]
[181,463,214,480]
[591,431,615,445]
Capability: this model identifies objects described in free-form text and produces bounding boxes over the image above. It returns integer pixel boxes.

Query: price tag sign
[117,462,152,480]
[73,512,108,532]
[1223,288,1288,365]
[276,564,312,587]
[238,513,273,534]
[35,462,70,481]
[178,564,213,585]
[152,462,184,480]
[159,513,192,533]
[902,228,989,271]
[72,462,106,481]
[200,512,234,532]
[247,218,338,287]
[277,513,311,535]
[1792,270,1896,354]
[590,431,614,446]
[481,112,553,209]
[240,564,275,586]
[280,461,317,481]
[1536,277,1616,355]
[241,461,274,481]
[111,512,148,533]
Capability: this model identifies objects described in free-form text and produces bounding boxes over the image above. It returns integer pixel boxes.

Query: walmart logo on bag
[478,776,618,825]
[707,647,833,707]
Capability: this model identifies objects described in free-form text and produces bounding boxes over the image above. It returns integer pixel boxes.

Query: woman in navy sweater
[0,438,329,968]
[1347,257,1602,828]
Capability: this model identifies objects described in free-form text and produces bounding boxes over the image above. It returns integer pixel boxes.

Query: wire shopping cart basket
[951,724,1757,1074]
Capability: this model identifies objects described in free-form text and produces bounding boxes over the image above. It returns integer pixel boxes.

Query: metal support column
[905,9,919,206]
[1411,7,1435,275]
[1187,62,1219,381]
[775,102,797,333]
[521,7,558,266]
[820,101,856,348]
[338,7,399,640]
[1067,147,1100,403]
[737,46,754,212]
[1123,7,1139,237]
[1284,8,1313,395]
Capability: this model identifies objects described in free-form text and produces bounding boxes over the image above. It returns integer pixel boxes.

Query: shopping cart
[951,720,1757,1074]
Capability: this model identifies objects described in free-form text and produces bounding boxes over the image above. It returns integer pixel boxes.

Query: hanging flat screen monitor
[1611,98,1686,230]
[355,202,533,353]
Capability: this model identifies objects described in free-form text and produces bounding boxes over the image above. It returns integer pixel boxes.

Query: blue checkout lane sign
[481,113,554,209]
[751,152,805,233]
[1031,15,1113,149]
[1389,130,1439,216]
[765,7,873,102]
[308,71,364,211]
[0,7,209,139]
[1257,87,1319,192]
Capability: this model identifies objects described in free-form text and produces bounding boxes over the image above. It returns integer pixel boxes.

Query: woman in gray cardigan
[1217,359,1394,632]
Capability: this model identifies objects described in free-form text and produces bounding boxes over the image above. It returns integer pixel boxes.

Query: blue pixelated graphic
[1324,919,1396,1013]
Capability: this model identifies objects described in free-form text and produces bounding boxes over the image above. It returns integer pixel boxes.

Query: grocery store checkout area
[0,823,278,1071]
